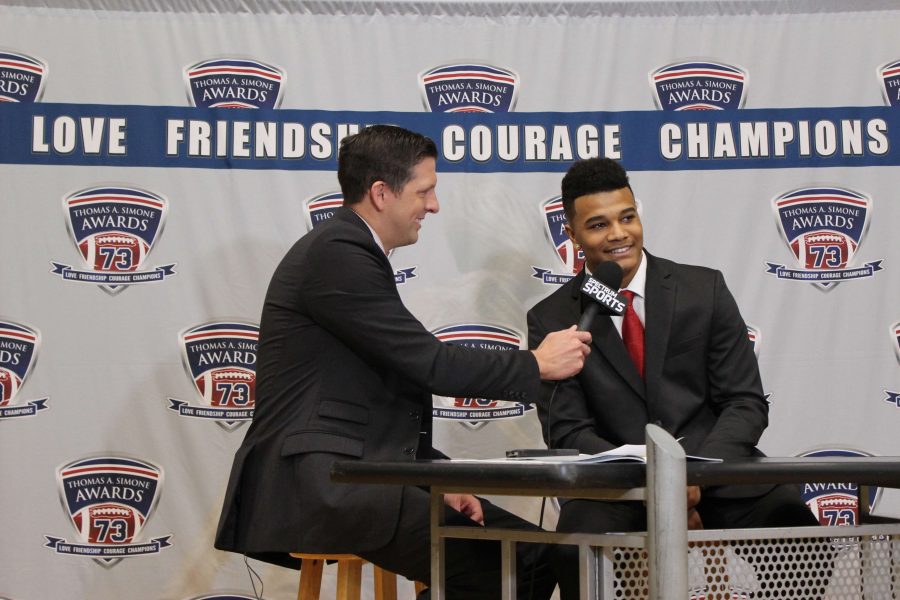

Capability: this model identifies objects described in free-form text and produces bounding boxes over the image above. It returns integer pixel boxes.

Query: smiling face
[564,186,643,286]
[380,156,439,252]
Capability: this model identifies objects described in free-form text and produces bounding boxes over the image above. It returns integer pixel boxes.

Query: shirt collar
[584,250,647,297]
[624,251,647,297]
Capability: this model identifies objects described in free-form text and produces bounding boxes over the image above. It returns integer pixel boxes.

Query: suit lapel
[569,270,646,398]
[644,254,675,407]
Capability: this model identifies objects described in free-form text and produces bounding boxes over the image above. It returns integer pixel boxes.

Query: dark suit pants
[552,483,823,600]
[358,485,557,600]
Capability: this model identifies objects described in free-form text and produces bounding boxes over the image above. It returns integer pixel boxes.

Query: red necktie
[620,290,644,378]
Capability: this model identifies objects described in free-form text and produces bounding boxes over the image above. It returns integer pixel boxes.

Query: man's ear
[564,223,578,246]
[368,181,389,212]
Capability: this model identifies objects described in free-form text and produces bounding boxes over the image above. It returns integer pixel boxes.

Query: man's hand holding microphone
[531,261,629,381]
[532,325,592,380]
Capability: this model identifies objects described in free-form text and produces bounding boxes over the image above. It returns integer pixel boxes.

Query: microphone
[577,261,627,331]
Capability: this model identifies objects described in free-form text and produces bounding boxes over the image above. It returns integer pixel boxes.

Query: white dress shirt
[587,250,647,338]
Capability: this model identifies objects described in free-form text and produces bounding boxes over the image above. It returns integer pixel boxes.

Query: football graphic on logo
[196,368,256,407]
[73,503,145,544]
[808,493,858,526]
[791,232,855,270]
[0,368,20,406]
[78,233,150,272]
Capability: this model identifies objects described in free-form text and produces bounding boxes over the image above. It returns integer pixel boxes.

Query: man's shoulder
[527,275,578,318]
[288,210,373,255]
[649,253,721,283]
[268,213,376,288]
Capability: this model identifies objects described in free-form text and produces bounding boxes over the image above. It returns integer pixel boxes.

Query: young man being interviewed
[527,158,819,600]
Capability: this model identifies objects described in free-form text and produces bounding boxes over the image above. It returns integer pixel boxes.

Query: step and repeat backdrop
[1,1,898,598]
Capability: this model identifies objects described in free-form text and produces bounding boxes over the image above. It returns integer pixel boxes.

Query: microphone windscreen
[592,261,624,289]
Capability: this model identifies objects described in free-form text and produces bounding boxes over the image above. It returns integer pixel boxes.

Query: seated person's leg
[359,486,557,600]
[553,499,646,600]
[356,486,431,589]
[697,483,818,529]
[479,498,558,600]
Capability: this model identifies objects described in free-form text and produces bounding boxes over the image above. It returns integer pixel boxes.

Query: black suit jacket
[527,253,771,498]
[215,207,541,566]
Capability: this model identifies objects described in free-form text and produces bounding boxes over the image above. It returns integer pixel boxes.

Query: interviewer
[214,125,591,599]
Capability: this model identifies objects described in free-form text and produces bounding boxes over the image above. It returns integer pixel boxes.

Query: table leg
[579,542,598,600]
[430,488,445,600]
[501,539,516,600]
[646,424,688,600]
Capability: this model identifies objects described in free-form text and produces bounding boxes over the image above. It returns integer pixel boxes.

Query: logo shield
[431,324,532,429]
[419,63,519,113]
[184,57,285,109]
[771,187,871,289]
[878,59,900,106]
[305,192,344,231]
[0,321,39,407]
[888,322,900,407]
[800,449,879,526]
[179,321,258,430]
[650,60,747,111]
[541,196,583,274]
[62,186,168,294]
[0,49,47,103]
[55,456,164,566]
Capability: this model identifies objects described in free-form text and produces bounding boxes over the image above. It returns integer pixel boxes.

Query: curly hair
[560,158,631,219]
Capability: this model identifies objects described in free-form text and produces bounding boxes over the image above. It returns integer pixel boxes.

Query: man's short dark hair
[560,158,631,219]
[337,125,438,205]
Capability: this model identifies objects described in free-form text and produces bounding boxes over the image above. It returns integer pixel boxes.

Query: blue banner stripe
[2,102,897,172]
